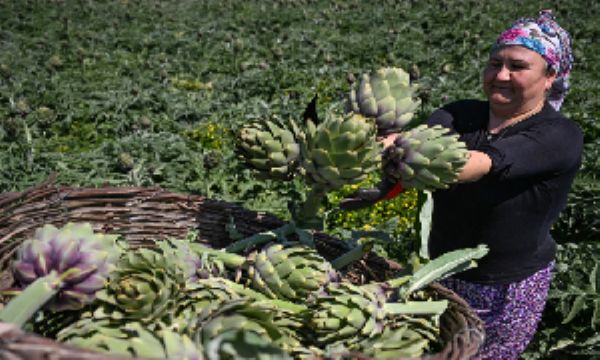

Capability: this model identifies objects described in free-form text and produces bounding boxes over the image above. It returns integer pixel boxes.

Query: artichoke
[172,277,267,335]
[162,329,205,360]
[246,243,339,300]
[57,317,203,360]
[237,118,301,180]
[350,323,432,359]
[308,281,387,347]
[308,278,450,349]
[190,243,339,302]
[300,112,381,192]
[94,245,189,327]
[160,238,228,282]
[9,223,119,312]
[348,67,421,135]
[195,298,304,359]
[203,329,291,360]
[383,124,469,190]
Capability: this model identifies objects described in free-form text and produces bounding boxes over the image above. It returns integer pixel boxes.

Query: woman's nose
[495,65,511,80]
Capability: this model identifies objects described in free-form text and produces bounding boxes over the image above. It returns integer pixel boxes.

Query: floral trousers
[440,261,554,360]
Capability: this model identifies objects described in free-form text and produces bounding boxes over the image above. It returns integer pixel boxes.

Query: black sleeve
[478,117,583,181]
[426,107,456,132]
[426,100,488,135]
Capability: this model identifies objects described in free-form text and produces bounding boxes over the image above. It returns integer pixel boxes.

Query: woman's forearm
[458,151,492,182]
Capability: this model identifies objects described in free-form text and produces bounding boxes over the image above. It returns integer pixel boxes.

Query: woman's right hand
[379,133,400,149]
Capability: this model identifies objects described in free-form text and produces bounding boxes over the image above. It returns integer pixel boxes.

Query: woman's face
[483,45,556,115]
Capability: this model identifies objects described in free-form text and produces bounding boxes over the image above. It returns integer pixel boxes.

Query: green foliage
[551,173,600,243]
[523,242,600,359]
[325,173,420,261]
[327,175,418,232]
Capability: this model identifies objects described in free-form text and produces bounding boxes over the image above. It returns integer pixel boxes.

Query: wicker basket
[0,182,485,360]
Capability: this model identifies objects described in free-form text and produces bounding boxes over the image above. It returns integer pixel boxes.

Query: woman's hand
[379,133,400,148]
[458,151,492,182]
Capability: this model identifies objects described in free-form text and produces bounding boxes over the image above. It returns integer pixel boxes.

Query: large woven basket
[0,182,484,360]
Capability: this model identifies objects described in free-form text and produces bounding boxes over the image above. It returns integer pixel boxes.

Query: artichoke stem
[385,275,412,289]
[0,270,67,327]
[191,244,246,267]
[225,223,296,253]
[296,187,327,229]
[330,241,374,270]
[383,300,448,316]
[257,299,308,314]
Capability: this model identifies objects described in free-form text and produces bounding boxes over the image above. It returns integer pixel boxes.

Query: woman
[346,10,582,360]
[423,10,582,359]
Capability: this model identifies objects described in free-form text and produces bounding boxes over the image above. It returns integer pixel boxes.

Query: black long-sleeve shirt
[427,100,583,284]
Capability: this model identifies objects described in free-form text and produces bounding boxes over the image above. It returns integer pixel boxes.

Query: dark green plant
[523,242,600,359]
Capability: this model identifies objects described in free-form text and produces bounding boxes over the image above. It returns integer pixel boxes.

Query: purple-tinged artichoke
[11,223,120,311]
[0,223,120,327]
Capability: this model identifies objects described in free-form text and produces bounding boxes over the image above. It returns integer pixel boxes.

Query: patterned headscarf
[493,10,574,110]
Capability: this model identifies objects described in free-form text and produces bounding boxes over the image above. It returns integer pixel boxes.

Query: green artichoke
[204,329,291,360]
[237,118,301,180]
[95,245,189,326]
[162,329,205,360]
[308,279,448,349]
[350,323,432,359]
[190,243,339,302]
[246,243,339,301]
[300,112,381,192]
[57,317,204,360]
[383,124,469,190]
[348,67,421,135]
[11,223,120,311]
[195,298,304,359]
[57,318,167,359]
[308,281,386,347]
[172,277,267,335]
[160,238,228,282]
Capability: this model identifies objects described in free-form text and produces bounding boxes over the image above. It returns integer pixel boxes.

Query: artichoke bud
[196,299,303,357]
[12,223,120,311]
[383,124,469,190]
[300,112,381,191]
[95,244,188,325]
[348,67,421,135]
[309,281,386,347]
[247,243,339,301]
[57,318,169,359]
[237,117,301,180]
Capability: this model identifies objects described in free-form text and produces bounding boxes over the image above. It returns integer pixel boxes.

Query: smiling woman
[419,10,583,360]
[484,46,556,125]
